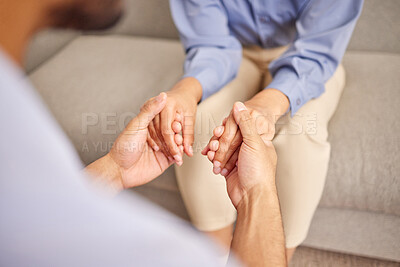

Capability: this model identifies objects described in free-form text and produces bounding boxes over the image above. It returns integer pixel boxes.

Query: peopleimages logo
[80,111,318,153]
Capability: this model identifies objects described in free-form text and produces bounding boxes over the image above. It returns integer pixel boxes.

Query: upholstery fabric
[321,52,400,216]
[303,207,400,262]
[25,29,79,73]
[29,35,185,166]
[99,0,179,39]
[347,0,400,53]
[291,246,400,267]
[24,0,400,72]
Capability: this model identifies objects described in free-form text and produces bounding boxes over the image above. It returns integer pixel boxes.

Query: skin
[88,101,287,266]
[147,77,202,165]
[86,93,176,192]
[227,102,286,266]
[0,0,123,67]
[202,88,297,261]
[1,0,286,264]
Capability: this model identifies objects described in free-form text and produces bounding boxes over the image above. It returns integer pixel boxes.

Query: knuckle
[241,113,253,123]
[219,135,231,145]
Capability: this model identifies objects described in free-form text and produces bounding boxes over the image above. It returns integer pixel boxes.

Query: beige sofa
[26,0,400,265]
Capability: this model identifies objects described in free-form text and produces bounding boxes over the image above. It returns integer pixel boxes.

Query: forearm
[84,154,124,194]
[231,184,286,267]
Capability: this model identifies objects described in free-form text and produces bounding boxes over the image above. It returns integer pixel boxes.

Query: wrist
[170,77,203,103]
[237,182,278,214]
[250,89,290,122]
[85,153,124,194]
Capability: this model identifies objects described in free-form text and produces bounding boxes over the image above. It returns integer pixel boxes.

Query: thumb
[128,92,167,131]
[232,102,261,144]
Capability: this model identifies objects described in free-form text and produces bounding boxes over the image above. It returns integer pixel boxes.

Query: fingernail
[153,145,159,151]
[214,126,221,136]
[221,168,228,176]
[213,167,221,174]
[210,140,218,151]
[235,102,247,111]
[214,160,221,168]
[189,146,194,155]
[207,151,215,161]
[156,92,165,102]
[174,154,182,162]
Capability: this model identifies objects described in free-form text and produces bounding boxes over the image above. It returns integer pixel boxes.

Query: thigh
[175,56,263,231]
[272,65,346,247]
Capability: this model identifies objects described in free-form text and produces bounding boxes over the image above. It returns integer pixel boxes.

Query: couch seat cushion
[29,35,185,197]
[322,51,400,216]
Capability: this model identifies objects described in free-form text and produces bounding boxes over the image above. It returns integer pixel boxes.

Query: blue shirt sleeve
[267,0,364,115]
[169,0,242,101]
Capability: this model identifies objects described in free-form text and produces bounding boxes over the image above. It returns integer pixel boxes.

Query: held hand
[108,92,175,188]
[147,77,202,166]
[202,89,288,177]
[213,102,278,207]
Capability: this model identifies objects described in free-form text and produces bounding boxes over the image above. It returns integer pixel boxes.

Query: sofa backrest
[25,0,400,72]
[347,0,400,53]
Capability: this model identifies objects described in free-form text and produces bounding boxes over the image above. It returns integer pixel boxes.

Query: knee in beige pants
[176,44,346,247]
[273,64,345,247]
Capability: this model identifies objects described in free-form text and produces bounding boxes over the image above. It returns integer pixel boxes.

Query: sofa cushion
[102,0,179,39]
[321,52,400,216]
[25,29,79,73]
[347,0,400,53]
[29,35,185,194]
[304,207,400,262]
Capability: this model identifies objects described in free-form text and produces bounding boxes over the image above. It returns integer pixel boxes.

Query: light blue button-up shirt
[170,0,363,114]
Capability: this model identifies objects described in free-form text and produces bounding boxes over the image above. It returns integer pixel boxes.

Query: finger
[201,144,209,155]
[172,121,182,133]
[175,112,183,122]
[213,125,224,138]
[254,114,275,140]
[232,102,262,144]
[221,147,239,177]
[148,120,163,151]
[209,140,219,152]
[207,150,215,161]
[201,125,224,156]
[260,134,276,151]
[174,133,183,145]
[219,130,242,170]
[153,115,173,159]
[182,114,195,157]
[147,133,159,152]
[153,113,167,151]
[222,116,228,126]
[128,92,167,131]
[160,107,182,163]
[212,114,238,174]
[201,133,219,155]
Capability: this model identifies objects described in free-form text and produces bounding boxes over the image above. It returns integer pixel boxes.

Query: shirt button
[296,98,301,105]
[259,16,270,24]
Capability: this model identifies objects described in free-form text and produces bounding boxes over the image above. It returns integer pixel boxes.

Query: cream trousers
[175,46,345,248]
